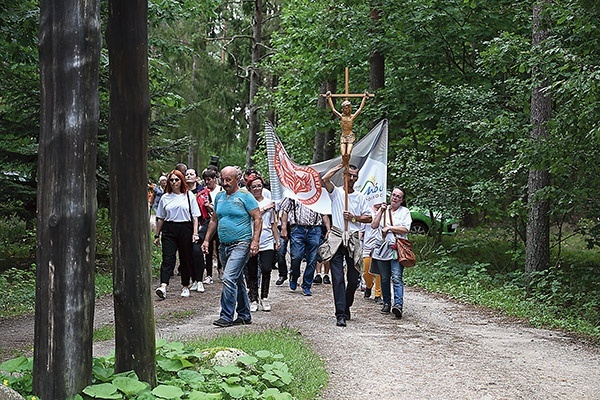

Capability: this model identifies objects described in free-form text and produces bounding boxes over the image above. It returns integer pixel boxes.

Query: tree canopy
[1,0,599,246]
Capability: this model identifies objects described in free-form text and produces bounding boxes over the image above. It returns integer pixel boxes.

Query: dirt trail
[2,276,599,399]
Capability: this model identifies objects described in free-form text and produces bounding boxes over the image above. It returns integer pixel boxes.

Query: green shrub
[0,330,327,400]
[0,215,35,268]
[407,227,600,340]
[0,267,36,317]
[96,208,113,273]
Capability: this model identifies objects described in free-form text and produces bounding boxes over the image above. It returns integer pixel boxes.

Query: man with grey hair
[202,166,262,327]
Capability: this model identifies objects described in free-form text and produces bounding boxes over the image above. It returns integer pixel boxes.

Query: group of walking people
[151,161,412,327]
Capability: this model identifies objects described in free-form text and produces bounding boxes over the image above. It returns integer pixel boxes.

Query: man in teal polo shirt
[202,166,262,327]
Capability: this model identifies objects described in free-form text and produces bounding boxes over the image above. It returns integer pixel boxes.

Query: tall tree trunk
[313,92,326,164]
[246,0,262,168]
[189,54,199,168]
[34,0,100,397]
[324,126,337,160]
[525,1,552,275]
[369,2,385,127]
[314,79,338,162]
[107,0,156,385]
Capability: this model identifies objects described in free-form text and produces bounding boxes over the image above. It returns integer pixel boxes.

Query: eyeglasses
[250,185,263,190]
[169,178,180,183]
[391,193,403,199]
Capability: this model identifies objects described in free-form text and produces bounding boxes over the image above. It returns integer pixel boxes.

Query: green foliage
[0,356,33,396]
[266,0,371,164]
[0,215,35,268]
[146,0,256,173]
[1,330,326,400]
[189,330,327,399]
[0,210,114,319]
[406,228,600,339]
[93,325,116,342]
[0,267,36,317]
[0,0,40,222]
[96,208,113,272]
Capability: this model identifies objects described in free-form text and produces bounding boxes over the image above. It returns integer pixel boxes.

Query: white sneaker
[181,287,190,297]
[190,281,198,291]
[155,286,166,299]
[261,298,271,312]
[196,282,205,293]
[250,301,259,312]
[203,276,213,284]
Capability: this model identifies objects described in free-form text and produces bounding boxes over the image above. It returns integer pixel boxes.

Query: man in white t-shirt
[322,163,372,327]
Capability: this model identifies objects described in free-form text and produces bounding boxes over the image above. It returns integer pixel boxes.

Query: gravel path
[2,274,599,399]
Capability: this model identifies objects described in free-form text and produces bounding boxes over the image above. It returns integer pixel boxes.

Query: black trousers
[277,226,289,278]
[205,234,221,277]
[160,221,194,287]
[192,242,206,282]
[245,248,276,302]
[330,244,360,318]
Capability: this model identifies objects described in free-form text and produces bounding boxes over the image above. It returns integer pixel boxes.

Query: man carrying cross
[322,163,372,327]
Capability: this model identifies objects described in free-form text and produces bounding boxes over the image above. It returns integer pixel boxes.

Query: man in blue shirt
[202,166,262,327]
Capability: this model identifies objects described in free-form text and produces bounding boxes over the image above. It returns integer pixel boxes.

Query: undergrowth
[0,329,327,400]
[407,228,600,340]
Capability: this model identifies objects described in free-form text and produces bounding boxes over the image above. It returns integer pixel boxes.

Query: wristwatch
[351,216,357,223]
[154,234,160,239]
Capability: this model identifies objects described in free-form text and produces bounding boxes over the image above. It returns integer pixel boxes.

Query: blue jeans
[375,258,404,306]
[218,241,252,322]
[289,225,322,289]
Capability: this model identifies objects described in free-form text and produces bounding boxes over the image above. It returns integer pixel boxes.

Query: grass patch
[0,267,36,317]
[0,269,115,319]
[93,324,116,342]
[1,329,328,400]
[188,328,328,399]
[169,310,196,320]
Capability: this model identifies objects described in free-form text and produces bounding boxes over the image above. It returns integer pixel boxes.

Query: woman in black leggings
[153,169,200,299]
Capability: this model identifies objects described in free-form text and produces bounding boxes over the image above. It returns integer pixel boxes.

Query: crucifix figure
[321,68,374,230]
[321,67,374,165]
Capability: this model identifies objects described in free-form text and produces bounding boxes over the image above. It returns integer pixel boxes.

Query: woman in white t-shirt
[153,170,201,299]
[371,187,412,319]
[245,174,280,312]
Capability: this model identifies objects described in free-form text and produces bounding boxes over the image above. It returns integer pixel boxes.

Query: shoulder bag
[371,208,396,261]
[388,208,417,267]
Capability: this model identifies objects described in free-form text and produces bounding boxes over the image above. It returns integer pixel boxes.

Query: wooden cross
[321,67,376,100]
[321,67,374,230]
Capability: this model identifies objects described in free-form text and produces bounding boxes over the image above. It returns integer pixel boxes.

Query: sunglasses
[169,178,180,183]
[250,185,263,190]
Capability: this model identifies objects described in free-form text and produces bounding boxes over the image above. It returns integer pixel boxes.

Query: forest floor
[2,273,599,399]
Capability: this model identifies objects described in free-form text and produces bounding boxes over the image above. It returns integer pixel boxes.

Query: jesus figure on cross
[325,90,370,164]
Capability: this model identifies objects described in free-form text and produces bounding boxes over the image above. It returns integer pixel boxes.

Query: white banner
[265,119,388,214]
